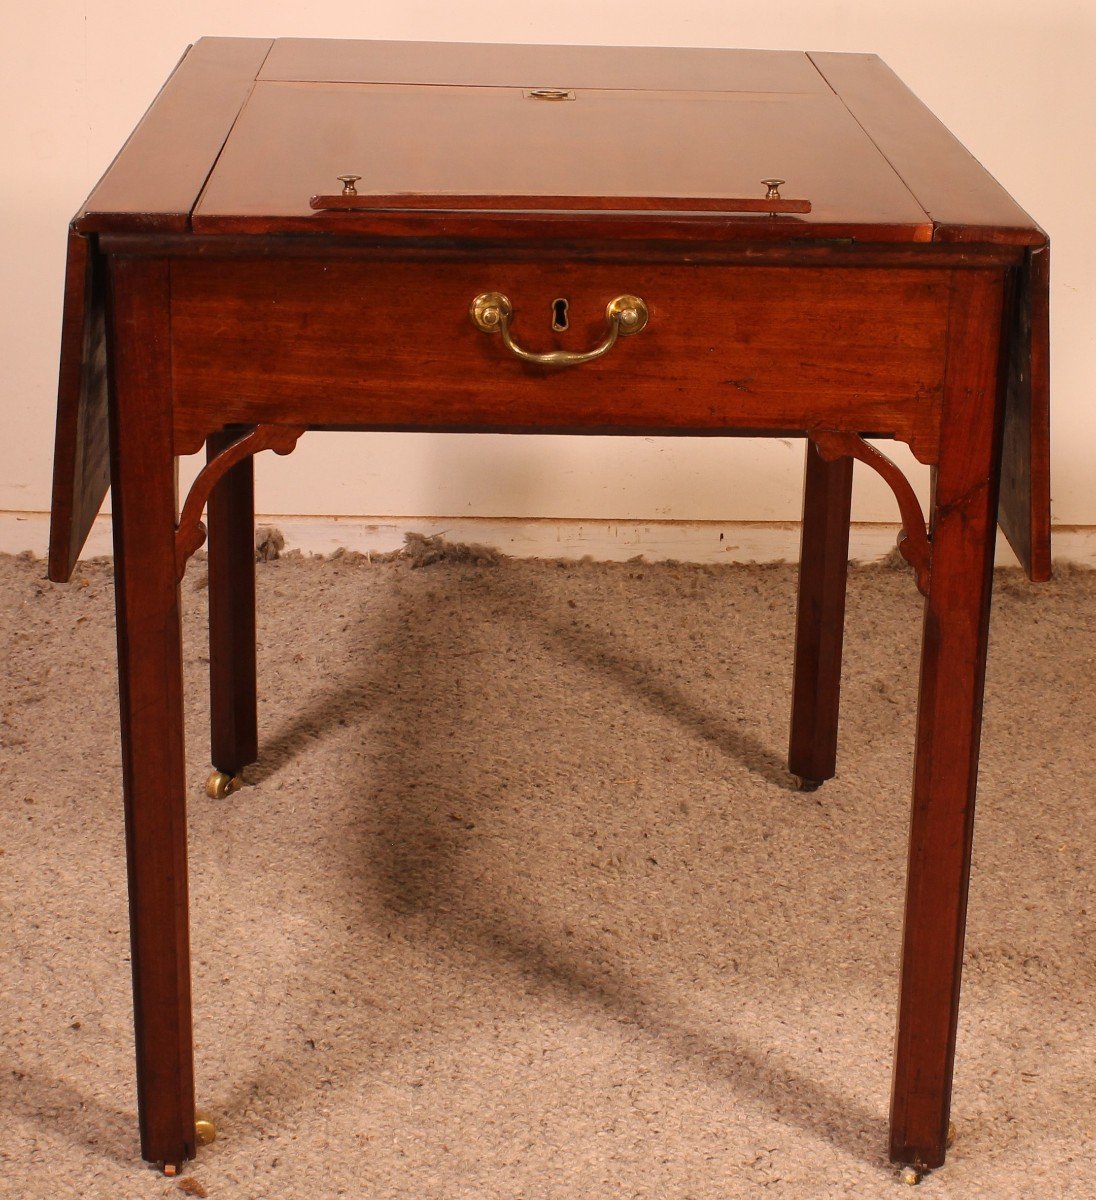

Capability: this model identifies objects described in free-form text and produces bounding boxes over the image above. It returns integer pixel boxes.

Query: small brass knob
[470,292,514,332]
[337,175,361,196]
[762,178,785,200]
[606,295,648,335]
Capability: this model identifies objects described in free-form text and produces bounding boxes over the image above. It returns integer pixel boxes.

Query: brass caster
[195,1110,217,1146]
[163,1163,178,1177]
[794,775,823,792]
[899,1166,924,1186]
[206,770,242,800]
[947,1120,957,1148]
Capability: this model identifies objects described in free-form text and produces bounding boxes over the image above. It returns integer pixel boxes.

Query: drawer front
[170,257,951,457]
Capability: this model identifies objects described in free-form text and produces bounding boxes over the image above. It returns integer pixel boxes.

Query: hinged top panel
[191,80,932,238]
[258,39,832,94]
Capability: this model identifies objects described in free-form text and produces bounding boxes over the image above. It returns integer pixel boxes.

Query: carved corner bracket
[175,425,304,580]
[808,429,932,596]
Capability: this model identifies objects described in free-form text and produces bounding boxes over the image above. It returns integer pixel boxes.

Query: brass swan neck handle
[470,292,648,367]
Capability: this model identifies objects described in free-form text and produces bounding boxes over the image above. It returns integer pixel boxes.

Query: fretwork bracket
[175,425,304,580]
[808,429,932,596]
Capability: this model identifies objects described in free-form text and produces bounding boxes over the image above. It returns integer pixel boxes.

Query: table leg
[889,271,1007,1172]
[108,257,196,1168]
[206,428,258,792]
[788,440,853,788]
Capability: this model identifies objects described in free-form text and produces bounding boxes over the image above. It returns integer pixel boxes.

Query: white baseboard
[4,511,1094,568]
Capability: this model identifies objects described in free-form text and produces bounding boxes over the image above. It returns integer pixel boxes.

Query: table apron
[166,257,976,460]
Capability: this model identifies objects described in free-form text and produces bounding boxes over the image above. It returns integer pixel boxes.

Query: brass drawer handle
[470,292,648,367]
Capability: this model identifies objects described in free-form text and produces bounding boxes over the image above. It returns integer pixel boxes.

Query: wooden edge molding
[809,429,932,595]
[308,193,813,214]
[175,424,303,579]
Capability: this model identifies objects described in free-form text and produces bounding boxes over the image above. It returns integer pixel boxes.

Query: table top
[75,38,1044,246]
[50,38,1051,590]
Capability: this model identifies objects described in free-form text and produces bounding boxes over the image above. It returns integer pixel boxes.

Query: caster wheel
[794,775,823,792]
[206,770,241,800]
[195,1110,217,1146]
[899,1166,923,1186]
[163,1163,178,1177]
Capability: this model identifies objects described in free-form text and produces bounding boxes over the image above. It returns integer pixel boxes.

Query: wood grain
[107,256,196,1168]
[176,425,301,576]
[206,428,258,778]
[192,80,930,240]
[808,52,1045,247]
[309,193,813,215]
[76,38,272,233]
[889,268,1008,1170]
[100,233,1027,268]
[259,39,832,93]
[51,41,1051,1178]
[998,244,1051,580]
[48,228,110,581]
[788,441,854,785]
[169,258,951,459]
[811,430,932,595]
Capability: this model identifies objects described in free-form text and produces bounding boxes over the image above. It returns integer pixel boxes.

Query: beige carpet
[1,545,1093,1200]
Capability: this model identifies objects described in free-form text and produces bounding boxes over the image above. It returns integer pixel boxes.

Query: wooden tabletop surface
[74,38,1045,246]
[53,38,1050,587]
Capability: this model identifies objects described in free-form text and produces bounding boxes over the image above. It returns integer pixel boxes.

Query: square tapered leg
[889,269,1008,1173]
[206,427,258,782]
[789,440,854,787]
[109,256,196,1168]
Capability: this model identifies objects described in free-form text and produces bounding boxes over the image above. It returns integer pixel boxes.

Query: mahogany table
[48,38,1050,1181]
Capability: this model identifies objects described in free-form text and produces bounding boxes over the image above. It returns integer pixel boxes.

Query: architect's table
[48,38,1050,1181]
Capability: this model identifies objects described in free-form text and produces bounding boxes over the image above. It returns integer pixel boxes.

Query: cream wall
[2,3,1092,536]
